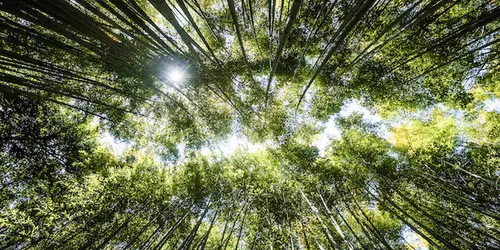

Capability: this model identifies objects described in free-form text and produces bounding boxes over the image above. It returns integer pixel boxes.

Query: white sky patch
[312,99,389,155]
[100,131,131,156]
[305,55,316,66]
[484,98,500,112]
[340,100,390,141]
[200,146,212,156]
[388,104,441,127]
[462,64,488,90]
[402,226,429,250]
[199,116,270,157]
[223,32,235,51]
[200,135,271,157]
[175,143,187,162]
[220,135,250,155]
[212,0,225,11]
[233,76,247,100]
[312,116,341,156]
[385,132,397,145]
[255,74,269,90]
[302,88,317,114]
[339,99,382,123]
[91,116,101,126]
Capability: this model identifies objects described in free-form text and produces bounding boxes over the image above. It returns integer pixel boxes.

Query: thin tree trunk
[152,212,190,250]
[300,189,339,249]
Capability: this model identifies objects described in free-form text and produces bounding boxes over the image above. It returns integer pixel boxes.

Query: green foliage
[1,0,499,249]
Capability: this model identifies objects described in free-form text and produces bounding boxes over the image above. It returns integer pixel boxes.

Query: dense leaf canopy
[1,0,499,249]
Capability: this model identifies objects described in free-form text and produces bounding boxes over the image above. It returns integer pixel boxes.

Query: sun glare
[167,66,186,84]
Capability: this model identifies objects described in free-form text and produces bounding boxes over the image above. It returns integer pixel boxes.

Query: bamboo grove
[0,0,499,249]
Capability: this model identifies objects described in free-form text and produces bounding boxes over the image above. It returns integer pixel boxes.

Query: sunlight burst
[167,66,186,84]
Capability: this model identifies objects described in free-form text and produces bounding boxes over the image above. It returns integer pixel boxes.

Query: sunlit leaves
[2,0,500,249]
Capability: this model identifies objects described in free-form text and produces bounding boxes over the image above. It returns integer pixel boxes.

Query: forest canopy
[0,0,499,249]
